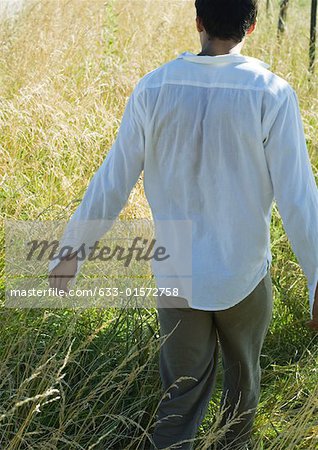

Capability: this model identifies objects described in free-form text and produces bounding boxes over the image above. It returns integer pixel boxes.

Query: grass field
[1,0,318,448]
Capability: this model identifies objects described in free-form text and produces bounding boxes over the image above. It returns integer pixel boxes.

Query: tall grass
[1,0,318,448]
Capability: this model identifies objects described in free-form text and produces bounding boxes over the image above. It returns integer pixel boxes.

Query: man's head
[195,0,258,43]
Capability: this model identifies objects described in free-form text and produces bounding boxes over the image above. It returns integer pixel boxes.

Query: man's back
[48,51,318,318]
[133,51,317,312]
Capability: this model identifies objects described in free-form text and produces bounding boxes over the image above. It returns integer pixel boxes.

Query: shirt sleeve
[48,84,146,280]
[263,87,318,319]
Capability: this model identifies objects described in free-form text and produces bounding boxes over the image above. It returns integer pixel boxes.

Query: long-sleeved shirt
[48,51,318,318]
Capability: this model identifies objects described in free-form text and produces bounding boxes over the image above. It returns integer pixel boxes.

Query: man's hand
[48,252,78,295]
[307,282,318,331]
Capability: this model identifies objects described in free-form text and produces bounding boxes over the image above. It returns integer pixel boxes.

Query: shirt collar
[177,51,270,69]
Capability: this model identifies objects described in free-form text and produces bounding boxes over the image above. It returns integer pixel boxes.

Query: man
[49,0,318,449]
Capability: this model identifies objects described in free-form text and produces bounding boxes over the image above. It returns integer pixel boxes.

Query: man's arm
[263,86,318,327]
[49,84,146,292]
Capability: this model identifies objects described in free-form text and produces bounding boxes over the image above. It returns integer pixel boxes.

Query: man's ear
[196,16,204,33]
[247,20,257,36]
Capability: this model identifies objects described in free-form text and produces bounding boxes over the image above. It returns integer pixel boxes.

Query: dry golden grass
[1,0,318,449]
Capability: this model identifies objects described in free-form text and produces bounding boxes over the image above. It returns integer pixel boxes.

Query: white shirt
[49,51,318,318]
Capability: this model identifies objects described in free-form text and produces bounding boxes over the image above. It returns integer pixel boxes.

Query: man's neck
[197,38,244,57]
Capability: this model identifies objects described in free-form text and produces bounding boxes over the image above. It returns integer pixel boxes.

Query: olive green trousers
[150,269,273,450]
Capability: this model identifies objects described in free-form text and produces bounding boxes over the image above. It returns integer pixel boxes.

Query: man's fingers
[60,276,70,295]
[49,272,58,290]
[49,272,69,295]
[48,256,77,295]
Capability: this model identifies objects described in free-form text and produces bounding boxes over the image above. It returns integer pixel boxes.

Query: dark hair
[195,0,258,42]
